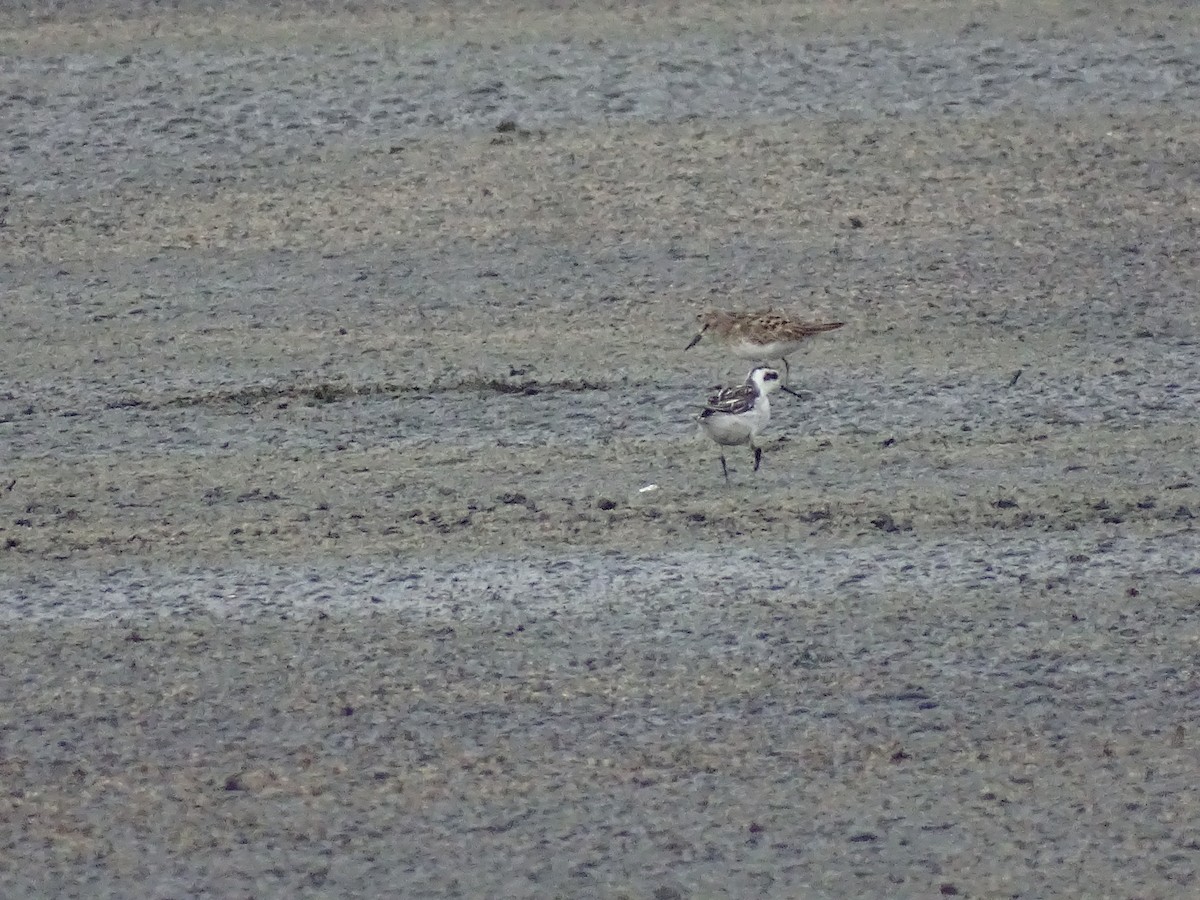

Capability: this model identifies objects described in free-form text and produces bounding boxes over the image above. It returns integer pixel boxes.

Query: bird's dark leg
[753,445,762,472]
[719,453,730,483]
[779,357,808,398]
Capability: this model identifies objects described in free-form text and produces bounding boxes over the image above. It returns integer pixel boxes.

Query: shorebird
[685,309,845,382]
[698,366,802,482]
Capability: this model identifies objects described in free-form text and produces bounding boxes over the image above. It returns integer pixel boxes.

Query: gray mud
[2,1,1199,897]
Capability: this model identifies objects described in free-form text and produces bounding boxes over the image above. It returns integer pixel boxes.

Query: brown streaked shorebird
[685,309,845,383]
[698,366,803,483]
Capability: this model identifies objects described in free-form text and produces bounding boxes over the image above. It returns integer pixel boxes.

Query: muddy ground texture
[2,1,1199,897]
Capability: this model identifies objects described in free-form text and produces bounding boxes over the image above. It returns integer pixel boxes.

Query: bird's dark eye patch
[764,372,778,380]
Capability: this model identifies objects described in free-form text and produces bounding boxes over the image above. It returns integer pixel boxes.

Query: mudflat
[2,1,1199,896]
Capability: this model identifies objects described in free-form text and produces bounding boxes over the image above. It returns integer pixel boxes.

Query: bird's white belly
[700,401,770,446]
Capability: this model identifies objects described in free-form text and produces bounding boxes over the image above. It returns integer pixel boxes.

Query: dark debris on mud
[104,376,616,411]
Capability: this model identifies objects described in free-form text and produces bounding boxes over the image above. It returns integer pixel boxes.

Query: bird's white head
[747,366,803,399]
[748,366,783,393]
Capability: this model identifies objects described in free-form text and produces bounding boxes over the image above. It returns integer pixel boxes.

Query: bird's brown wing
[701,381,759,417]
[741,311,844,341]
[777,319,845,340]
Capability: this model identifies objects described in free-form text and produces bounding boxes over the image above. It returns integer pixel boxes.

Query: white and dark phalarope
[698,366,802,482]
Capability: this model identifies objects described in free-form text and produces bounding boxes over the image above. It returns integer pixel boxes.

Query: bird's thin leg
[719,453,730,483]
[779,357,808,399]
[753,445,763,472]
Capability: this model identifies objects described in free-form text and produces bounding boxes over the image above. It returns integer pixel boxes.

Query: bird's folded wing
[702,382,758,416]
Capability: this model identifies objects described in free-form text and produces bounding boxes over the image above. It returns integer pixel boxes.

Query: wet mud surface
[2,1,1199,896]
